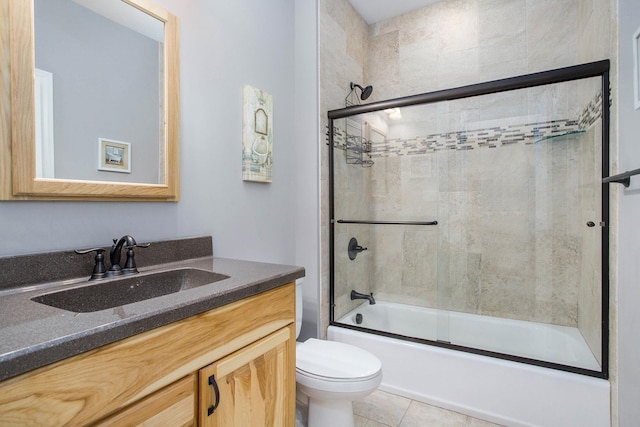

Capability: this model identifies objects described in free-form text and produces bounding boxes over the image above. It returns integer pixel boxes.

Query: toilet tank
[296,280,303,339]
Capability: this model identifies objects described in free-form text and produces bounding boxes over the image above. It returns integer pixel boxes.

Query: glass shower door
[329,61,609,377]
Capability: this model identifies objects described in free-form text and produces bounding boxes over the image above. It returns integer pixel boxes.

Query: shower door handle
[586,221,606,227]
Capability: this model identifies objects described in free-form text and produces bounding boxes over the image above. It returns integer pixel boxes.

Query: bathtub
[328,301,610,427]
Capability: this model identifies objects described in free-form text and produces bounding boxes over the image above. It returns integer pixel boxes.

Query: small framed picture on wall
[98,138,131,173]
[634,26,640,110]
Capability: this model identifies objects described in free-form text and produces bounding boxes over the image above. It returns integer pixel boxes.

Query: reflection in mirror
[33,0,164,184]
[34,68,55,179]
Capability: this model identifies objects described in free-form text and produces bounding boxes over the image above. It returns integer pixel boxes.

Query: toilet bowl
[296,281,382,427]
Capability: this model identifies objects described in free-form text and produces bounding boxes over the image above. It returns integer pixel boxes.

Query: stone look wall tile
[437,48,481,90]
[345,2,369,76]
[479,58,529,83]
[332,96,601,326]
[399,42,440,96]
[320,0,371,327]
[431,0,480,54]
[478,0,526,45]
[525,0,579,72]
[367,31,401,101]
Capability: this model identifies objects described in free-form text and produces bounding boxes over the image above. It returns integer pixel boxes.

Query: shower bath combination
[328,60,610,381]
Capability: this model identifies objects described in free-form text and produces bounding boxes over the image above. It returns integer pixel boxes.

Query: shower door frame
[328,60,611,379]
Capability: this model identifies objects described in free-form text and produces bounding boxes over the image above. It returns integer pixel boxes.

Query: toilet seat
[296,368,380,383]
[296,338,382,381]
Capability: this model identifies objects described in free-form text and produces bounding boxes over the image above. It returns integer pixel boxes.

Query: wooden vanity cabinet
[0,283,296,427]
[97,374,197,427]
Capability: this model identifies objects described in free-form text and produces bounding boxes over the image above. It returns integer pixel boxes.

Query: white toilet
[295,282,382,427]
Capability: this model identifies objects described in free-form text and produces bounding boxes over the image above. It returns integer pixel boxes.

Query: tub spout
[351,290,376,305]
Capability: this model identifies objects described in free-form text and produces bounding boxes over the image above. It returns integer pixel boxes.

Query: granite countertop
[0,255,304,382]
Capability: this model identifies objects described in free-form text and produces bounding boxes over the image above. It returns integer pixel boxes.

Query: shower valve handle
[348,237,368,260]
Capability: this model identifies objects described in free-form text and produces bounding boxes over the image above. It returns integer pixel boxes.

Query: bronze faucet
[75,235,149,280]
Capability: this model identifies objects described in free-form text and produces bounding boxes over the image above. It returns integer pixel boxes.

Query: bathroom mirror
[1,0,180,200]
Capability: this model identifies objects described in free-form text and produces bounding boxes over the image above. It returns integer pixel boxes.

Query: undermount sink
[31,268,229,313]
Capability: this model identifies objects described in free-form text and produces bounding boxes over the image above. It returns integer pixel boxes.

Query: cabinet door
[199,326,294,427]
[97,374,196,427]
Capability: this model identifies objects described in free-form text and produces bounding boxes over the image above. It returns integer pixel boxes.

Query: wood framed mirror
[1,0,180,201]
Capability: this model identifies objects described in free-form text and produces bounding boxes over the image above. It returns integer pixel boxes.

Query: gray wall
[1,0,302,269]
[34,0,160,183]
[3,0,321,341]
[616,0,640,424]
[3,0,321,342]
[294,0,320,340]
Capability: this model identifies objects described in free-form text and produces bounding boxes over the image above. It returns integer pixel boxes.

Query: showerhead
[350,82,373,100]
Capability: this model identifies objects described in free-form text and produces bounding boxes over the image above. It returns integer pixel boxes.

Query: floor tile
[468,417,503,427]
[354,414,369,427]
[399,401,470,427]
[353,390,505,427]
[365,420,395,427]
[353,389,411,426]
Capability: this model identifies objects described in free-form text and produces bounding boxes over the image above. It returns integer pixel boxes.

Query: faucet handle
[122,243,150,274]
[75,247,104,255]
[74,248,107,280]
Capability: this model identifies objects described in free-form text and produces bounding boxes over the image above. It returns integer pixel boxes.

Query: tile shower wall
[366,130,599,328]
[321,0,613,350]
[364,0,613,103]
[334,82,602,328]
[320,0,370,333]
[334,88,602,344]
[332,118,374,318]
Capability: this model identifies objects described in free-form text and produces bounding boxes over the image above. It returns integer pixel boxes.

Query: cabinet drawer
[97,375,196,427]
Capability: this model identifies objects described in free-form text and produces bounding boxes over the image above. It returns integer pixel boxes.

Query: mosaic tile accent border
[578,91,603,130]
[331,91,603,163]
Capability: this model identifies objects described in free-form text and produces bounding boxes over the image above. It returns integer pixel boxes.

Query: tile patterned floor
[353,390,504,427]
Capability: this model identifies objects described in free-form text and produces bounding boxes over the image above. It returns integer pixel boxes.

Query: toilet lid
[296,339,381,380]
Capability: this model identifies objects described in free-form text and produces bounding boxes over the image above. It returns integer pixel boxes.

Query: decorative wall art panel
[242,85,273,182]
